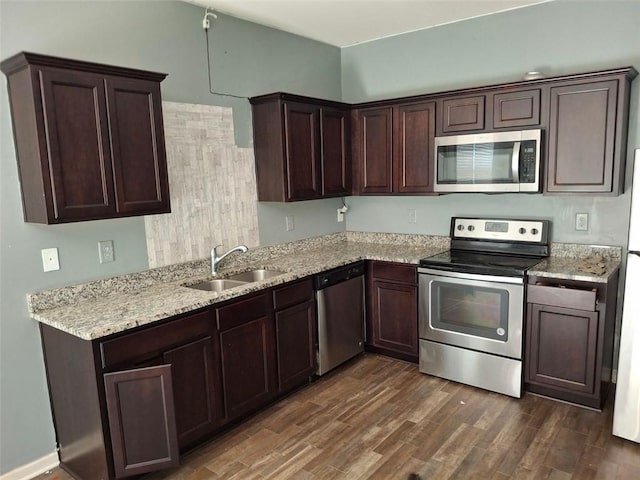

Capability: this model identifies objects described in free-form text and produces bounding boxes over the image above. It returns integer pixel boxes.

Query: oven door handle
[511,141,521,183]
[418,267,524,285]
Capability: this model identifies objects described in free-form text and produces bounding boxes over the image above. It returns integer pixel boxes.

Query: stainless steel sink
[227,269,285,282]
[187,279,247,292]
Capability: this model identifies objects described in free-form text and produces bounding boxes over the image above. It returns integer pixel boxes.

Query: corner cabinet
[1,52,170,223]
[524,272,619,410]
[250,93,351,201]
[366,261,419,362]
[352,101,436,195]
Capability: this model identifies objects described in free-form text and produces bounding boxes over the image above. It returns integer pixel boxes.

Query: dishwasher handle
[315,261,365,290]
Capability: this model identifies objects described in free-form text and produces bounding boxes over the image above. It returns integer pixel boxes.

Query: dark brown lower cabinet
[216,292,278,421]
[276,300,317,392]
[273,279,317,392]
[163,336,222,448]
[104,366,179,478]
[41,309,222,479]
[526,304,599,395]
[366,261,419,362]
[525,273,618,410]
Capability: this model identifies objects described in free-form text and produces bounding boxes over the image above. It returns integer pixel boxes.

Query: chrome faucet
[211,244,248,275]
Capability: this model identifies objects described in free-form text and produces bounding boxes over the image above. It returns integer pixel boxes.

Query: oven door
[418,268,524,359]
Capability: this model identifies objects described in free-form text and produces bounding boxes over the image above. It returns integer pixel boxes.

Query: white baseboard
[0,452,59,480]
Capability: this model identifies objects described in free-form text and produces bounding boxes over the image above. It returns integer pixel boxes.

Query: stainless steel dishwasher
[315,261,365,375]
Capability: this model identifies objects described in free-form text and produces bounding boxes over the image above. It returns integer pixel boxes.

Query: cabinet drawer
[371,262,416,284]
[216,292,271,331]
[100,310,212,369]
[273,278,313,310]
[527,283,597,311]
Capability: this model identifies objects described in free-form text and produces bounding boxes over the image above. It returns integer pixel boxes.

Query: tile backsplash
[144,102,259,268]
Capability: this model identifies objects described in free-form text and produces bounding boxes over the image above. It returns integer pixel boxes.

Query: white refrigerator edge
[613,148,640,442]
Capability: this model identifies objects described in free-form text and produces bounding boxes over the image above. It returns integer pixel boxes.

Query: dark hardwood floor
[33,354,640,479]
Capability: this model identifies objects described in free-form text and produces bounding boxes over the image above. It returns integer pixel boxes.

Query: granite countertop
[528,244,621,283]
[29,234,448,340]
[28,232,623,341]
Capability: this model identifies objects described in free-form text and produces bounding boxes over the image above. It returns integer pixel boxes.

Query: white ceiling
[184,0,550,47]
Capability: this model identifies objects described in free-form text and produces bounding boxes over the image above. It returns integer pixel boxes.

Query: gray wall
[342,0,640,247]
[258,198,346,246]
[0,1,341,473]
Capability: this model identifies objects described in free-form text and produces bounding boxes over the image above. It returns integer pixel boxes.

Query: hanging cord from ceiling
[203,8,248,100]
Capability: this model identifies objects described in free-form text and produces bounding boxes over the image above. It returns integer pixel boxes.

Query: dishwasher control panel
[315,261,365,290]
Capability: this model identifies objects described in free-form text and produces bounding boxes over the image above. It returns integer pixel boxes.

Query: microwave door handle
[511,141,521,183]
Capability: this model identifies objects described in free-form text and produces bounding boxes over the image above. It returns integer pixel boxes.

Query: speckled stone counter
[28,232,449,340]
[528,243,622,283]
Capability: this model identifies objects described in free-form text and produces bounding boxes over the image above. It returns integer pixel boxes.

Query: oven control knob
[457,224,464,231]
[519,227,526,234]
[531,228,539,235]
[467,225,475,231]
[497,328,506,336]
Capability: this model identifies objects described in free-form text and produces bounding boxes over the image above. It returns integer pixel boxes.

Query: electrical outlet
[41,248,60,272]
[575,213,589,231]
[98,240,115,263]
[285,215,295,232]
[408,209,417,224]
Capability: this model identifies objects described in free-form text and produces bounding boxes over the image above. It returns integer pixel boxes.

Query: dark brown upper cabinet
[545,74,633,195]
[437,95,485,134]
[1,52,171,223]
[491,88,542,129]
[250,93,350,201]
[253,66,636,198]
[353,106,394,194]
[353,101,436,195]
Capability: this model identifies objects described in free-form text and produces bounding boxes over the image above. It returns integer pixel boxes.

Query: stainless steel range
[418,217,550,398]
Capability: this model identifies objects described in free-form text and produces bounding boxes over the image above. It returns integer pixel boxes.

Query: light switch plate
[408,209,417,224]
[41,248,60,272]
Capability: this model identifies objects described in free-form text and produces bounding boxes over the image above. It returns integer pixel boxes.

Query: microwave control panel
[520,140,538,184]
[451,217,548,243]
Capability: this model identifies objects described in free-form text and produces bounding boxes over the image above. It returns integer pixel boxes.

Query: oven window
[430,281,509,341]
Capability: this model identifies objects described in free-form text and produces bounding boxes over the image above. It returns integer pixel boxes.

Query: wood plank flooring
[33,354,640,479]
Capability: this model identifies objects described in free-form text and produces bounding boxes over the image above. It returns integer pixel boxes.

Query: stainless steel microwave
[434,129,542,193]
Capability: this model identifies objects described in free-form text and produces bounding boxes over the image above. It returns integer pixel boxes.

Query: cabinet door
[275,300,317,392]
[546,80,618,193]
[39,68,116,221]
[492,89,541,128]
[356,107,393,194]
[283,102,321,200]
[320,107,350,197]
[104,365,179,478]
[394,102,436,193]
[163,336,222,449]
[105,77,170,214]
[219,315,277,421]
[369,279,419,360]
[525,303,598,394]
[439,96,485,133]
